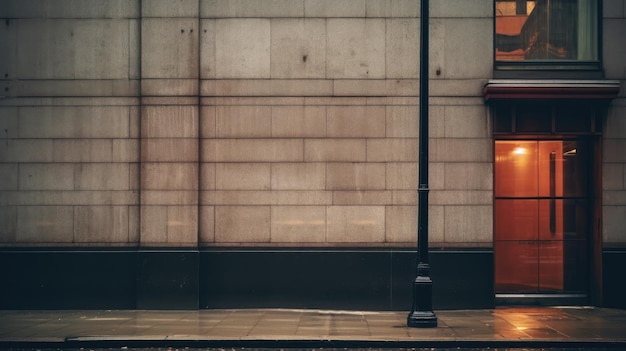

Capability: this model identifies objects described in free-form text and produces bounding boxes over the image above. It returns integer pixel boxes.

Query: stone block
[271,163,326,190]
[19,163,74,190]
[199,205,215,243]
[0,140,54,162]
[386,162,417,190]
[604,190,626,206]
[431,190,493,206]
[141,162,198,190]
[74,206,129,243]
[391,190,416,205]
[605,106,626,138]
[201,106,217,138]
[386,105,418,138]
[141,79,199,96]
[129,205,139,243]
[366,0,419,18]
[305,0,366,17]
[200,163,216,190]
[129,19,140,79]
[327,19,385,78]
[142,105,199,138]
[202,79,333,96]
[18,106,130,138]
[429,105,446,138]
[53,140,113,162]
[386,19,419,79]
[140,205,167,244]
[0,163,18,190]
[440,18,493,79]
[604,19,626,78]
[271,106,326,137]
[75,163,130,191]
[13,79,139,98]
[444,105,489,138]
[141,138,198,162]
[326,205,385,243]
[166,205,198,245]
[0,108,18,139]
[200,20,216,79]
[428,205,445,243]
[604,163,625,190]
[216,106,272,138]
[215,19,270,78]
[443,205,492,243]
[444,163,493,190]
[142,0,199,17]
[0,21,17,79]
[202,139,303,162]
[201,0,305,18]
[304,139,366,162]
[385,205,416,243]
[270,19,326,79]
[327,106,386,138]
[216,163,271,190]
[272,190,333,205]
[430,138,492,162]
[604,139,626,163]
[141,190,198,206]
[429,162,445,190]
[604,205,626,243]
[270,206,326,243]
[603,0,625,19]
[15,19,129,79]
[431,0,492,18]
[326,163,386,190]
[366,138,418,162]
[332,191,392,205]
[16,206,73,243]
[0,206,17,242]
[1,0,139,18]
[215,206,271,243]
[142,18,199,79]
[112,139,140,163]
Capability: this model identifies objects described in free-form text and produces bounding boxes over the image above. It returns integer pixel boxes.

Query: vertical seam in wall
[197,1,202,247]
[137,0,142,248]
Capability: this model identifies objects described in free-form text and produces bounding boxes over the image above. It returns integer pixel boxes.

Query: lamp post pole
[407,0,437,328]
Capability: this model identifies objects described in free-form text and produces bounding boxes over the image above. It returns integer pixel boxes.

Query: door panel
[495,140,589,294]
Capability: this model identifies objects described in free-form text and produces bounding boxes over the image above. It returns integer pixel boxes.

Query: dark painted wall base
[603,250,626,309]
[0,248,494,310]
[200,249,494,310]
[0,249,136,309]
[2,248,622,310]
[137,250,199,309]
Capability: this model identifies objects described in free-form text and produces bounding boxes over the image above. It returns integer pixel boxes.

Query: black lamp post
[407,0,437,328]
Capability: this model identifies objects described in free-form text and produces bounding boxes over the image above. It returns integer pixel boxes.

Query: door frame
[490,102,604,306]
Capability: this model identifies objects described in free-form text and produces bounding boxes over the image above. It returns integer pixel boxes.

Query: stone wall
[603,0,626,246]
[1,0,624,249]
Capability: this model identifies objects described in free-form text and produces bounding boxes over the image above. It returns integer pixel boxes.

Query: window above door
[494,0,602,78]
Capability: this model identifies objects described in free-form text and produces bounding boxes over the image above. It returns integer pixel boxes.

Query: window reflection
[495,0,598,61]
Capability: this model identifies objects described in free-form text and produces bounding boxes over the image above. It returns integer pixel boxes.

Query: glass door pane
[495,140,589,294]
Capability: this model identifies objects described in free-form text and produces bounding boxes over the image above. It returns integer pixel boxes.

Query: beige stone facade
[0,0,625,252]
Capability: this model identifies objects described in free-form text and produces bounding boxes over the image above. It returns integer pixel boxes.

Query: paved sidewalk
[0,307,625,349]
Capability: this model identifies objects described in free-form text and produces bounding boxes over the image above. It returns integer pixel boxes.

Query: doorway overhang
[483,79,621,102]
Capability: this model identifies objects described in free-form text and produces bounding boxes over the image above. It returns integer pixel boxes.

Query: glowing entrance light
[513,147,527,155]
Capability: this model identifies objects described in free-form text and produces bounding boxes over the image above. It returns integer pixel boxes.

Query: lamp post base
[407,310,438,328]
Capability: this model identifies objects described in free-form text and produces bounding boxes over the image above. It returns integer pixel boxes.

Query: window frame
[493,0,603,79]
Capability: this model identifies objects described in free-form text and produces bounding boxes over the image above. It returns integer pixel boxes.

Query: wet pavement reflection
[0,307,625,349]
